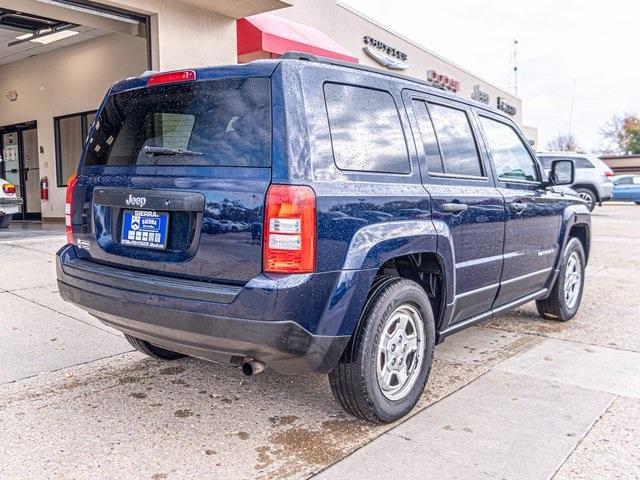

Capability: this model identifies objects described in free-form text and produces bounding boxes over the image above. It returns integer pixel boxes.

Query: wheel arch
[556,205,591,269]
[374,252,448,331]
[572,183,600,202]
[568,223,590,261]
[338,219,454,336]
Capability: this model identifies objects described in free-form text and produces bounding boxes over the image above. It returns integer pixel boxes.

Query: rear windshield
[84,77,271,168]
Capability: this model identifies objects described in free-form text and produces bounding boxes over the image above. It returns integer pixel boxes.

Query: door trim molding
[500,267,553,286]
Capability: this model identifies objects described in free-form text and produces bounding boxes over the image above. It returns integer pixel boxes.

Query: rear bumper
[0,197,22,215]
[599,182,613,202]
[56,245,353,374]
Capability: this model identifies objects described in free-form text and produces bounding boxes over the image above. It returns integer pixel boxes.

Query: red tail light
[604,170,614,177]
[263,184,316,273]
[65,175,78,245]
[147,70,196,86]
[2,183,15,195]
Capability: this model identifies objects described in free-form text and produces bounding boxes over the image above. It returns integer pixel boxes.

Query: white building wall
[274,0,523,124]
[95,0,239,70]
[0,33,147,218]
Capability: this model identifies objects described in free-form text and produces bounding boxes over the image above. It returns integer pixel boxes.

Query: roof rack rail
[281,51,446,91]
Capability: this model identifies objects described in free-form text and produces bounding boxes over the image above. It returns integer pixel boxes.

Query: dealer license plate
[121,210,169,250]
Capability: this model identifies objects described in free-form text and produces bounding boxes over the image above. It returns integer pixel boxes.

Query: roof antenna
[512,39,519,96]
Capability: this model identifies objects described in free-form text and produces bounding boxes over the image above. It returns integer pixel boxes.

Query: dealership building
[0,0,537,221]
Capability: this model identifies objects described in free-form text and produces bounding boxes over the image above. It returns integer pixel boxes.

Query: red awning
[237,13,358,64]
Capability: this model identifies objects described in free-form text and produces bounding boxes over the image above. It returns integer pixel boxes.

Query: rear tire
[0,214,12,229]
[575,188,596,211]
[536,237,585,322]
[124,334,186,360]
[328,277,435,424]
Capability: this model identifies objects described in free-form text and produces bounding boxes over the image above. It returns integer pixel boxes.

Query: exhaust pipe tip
[241,359,266,376]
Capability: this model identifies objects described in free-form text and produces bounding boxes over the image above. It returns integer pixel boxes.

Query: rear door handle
[441,202,468,213]
[509,202,528,213]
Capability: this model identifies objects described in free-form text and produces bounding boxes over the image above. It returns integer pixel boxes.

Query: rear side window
[427,103,483,177]
[324,83,410,174]
[540,156,594,169]
[573,157,595,168]
[84,77,271,168]
[615,177,633,185]
[616,176,640,185]
[480,116,539,182]
[537,156,555,169]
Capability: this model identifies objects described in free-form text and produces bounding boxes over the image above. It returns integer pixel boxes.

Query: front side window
[427,103,483,177]
[324,83,410,174]
[480,116,540,182]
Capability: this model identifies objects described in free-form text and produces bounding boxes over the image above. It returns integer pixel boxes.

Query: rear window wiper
[143,146,203,156]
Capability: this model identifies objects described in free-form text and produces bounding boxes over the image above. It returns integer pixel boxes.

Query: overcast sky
[341,0,639,152]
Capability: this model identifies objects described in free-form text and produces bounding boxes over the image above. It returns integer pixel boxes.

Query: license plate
[121,210,169,250]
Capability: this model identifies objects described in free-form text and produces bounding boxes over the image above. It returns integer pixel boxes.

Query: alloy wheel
[564,251,582,309]
[376,303,425,401]
[577,191,595,210]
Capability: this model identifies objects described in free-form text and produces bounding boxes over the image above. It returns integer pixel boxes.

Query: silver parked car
[537,152,614,211]
[0,178,22,229]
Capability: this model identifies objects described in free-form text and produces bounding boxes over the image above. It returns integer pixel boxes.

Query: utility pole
[568,77,577,134]
[512,39,519,96]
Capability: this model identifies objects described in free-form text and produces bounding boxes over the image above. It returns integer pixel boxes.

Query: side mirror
[547,159,574,186]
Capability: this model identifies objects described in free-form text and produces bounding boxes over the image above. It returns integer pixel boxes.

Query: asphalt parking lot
[1,203,639,480]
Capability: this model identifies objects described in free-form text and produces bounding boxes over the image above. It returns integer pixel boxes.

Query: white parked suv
[0,178,22,229]
[537,152,614,211]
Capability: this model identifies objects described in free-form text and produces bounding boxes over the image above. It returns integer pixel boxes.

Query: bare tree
[599,113,640,154]
[546,132,580,152]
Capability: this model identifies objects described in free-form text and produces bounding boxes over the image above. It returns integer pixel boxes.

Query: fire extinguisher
[40,177,49,201]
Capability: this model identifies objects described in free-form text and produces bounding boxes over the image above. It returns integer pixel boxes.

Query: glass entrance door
[0,122,41,221]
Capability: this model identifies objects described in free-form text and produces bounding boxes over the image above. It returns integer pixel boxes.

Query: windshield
[84,77,271,168]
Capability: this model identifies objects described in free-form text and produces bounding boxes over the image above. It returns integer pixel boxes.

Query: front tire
[536,237,586,321]
[575,188,596,211]
[124,334,186,360]
[0,214,12,229]
[328,278,435,424]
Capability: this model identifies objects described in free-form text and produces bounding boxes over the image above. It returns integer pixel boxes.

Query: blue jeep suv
[57,53,590,423]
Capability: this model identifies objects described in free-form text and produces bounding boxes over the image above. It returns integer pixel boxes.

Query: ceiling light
[14,29,79,45]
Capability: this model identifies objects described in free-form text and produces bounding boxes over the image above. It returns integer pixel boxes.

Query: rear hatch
[71,74,272,284]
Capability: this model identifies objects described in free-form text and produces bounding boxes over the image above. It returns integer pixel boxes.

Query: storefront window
[54,111,96,187]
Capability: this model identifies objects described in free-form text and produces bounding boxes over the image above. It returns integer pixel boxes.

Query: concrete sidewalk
[317,340,640,479]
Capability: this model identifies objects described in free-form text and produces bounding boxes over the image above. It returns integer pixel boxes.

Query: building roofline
[279,53,515,122]
[336,0,521,101]
[599,154,640,159]
[537,151,595,157]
